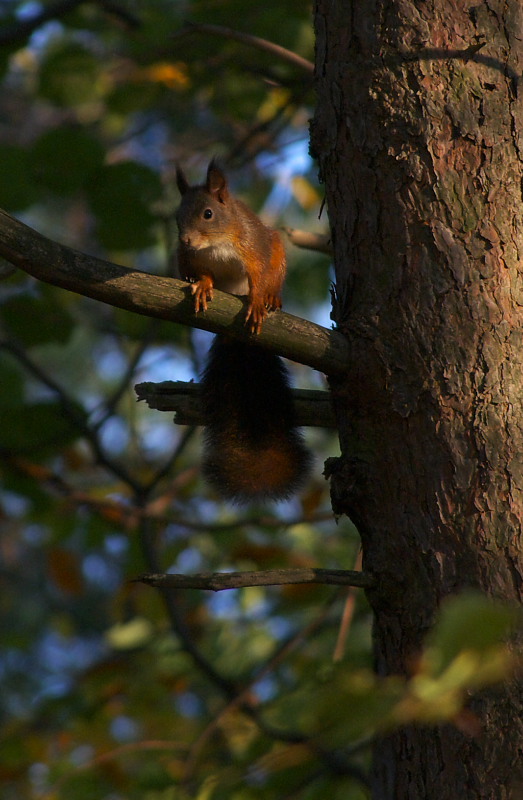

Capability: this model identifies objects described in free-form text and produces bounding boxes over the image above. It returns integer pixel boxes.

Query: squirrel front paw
[245,293,282,334]
[245,298,268,334]
[264,294,282,312]
[190,277,214,313]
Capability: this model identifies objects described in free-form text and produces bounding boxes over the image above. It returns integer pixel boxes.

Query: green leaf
[38,41,101,107]
[1,289,75,346]
[266,666,405,745]
[107,81,162,115]
[0,353,24,407]
[86,162,163,249]
[113,307,186,343]
[0,145,39,210]
[57,772,114,800]
[0,402,85,453]
[30,127,105,196]
[425,591,520,677]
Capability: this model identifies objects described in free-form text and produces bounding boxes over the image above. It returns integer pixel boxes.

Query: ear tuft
[175,164,190,195]
[206,159,229,203]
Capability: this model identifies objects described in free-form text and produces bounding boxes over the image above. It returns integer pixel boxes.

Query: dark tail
[201,336,312,503]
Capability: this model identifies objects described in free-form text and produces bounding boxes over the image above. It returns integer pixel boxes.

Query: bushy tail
[201,336,311,503]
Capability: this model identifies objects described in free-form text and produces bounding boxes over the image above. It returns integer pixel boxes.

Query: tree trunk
[312,1,523,797]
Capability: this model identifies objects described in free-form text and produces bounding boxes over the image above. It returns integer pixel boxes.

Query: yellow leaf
[105,617,153,650]
[137,62,189,89]
[291,176,321,210]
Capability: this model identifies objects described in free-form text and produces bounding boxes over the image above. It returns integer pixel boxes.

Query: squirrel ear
[175,164,190,195]
[206,160,229,203]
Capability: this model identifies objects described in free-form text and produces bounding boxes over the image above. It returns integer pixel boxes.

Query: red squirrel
[175,160,311,503]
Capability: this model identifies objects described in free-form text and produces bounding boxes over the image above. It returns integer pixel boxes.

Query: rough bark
[312,1,523,798]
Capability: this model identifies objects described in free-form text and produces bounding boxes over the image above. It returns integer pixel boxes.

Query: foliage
[0,2,518,799]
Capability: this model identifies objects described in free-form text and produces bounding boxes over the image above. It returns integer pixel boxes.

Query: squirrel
[175,160,311,503]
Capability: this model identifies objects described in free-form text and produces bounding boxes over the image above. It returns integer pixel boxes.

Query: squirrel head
[175,160,234,250]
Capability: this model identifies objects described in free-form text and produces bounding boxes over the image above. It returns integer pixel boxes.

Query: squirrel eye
[203,208,213,220]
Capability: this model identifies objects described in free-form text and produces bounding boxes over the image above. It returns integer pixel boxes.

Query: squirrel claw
[191,278,214,313]
[265,294,282,312]
[245,293,282,333]
[245,300,269,334]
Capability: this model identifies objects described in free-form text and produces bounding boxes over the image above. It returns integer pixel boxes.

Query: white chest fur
[202,242,250,296]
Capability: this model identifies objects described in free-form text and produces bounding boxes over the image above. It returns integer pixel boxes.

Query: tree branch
[135,381,336,428]
[176,23,314,75]
[282,227,333,255]
[0,208,348,376]
[137,568,374,591]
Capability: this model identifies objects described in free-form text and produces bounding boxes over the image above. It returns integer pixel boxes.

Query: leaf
[86,162,163,250]
[30,127,105,196]
[266,666,405,745]
[291,175,321,211]
[0,353,24,407]
[38,41,101,107]
[105,617,154,650]
[113,307,187,343]
[389,593,520,726]
[0,145,39,210]
[0,402,85,453]
[1,288,75,346]
[56,772,114,800]
[424,591,520,677]
[106,81,161,115]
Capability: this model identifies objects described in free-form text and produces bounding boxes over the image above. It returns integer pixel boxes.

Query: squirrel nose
[180,234,192,247]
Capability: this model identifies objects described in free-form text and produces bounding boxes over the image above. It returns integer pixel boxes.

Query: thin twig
[95,322,160,429]
[96,0,141,29]
[176,22,314,74]
[142,425,197,495]
[137,568,374,591]
[333,549,363,662]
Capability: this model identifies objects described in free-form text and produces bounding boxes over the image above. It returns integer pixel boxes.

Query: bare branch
[0,208,348,376]
[176,23,314,75]
[137,568,374,591]
[333,549,363,662]
[135,381,336,428]
[282,227,333,255]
